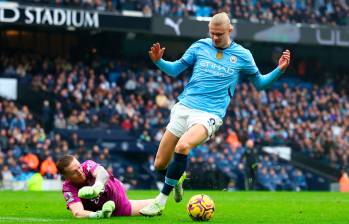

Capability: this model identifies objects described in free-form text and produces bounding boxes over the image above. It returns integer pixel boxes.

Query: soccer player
[57,155,153,218]
[140,12,291,216]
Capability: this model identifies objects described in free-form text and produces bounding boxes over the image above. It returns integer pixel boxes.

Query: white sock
[155,193,168,206]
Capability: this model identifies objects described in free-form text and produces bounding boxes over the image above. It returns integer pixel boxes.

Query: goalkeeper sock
[161,153,188,196]
[156,192,168,206]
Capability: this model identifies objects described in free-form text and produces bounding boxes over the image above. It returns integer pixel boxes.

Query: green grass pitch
[0,190,348,223]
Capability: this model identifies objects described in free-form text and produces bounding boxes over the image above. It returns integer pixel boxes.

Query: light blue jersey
[154,38,283,120]
[178,38,258,119]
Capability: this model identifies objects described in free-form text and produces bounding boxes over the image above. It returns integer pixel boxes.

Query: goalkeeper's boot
[174,171,187,203]
[139,200,164,217]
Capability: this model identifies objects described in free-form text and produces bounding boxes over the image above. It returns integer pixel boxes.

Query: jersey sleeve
[239,50,259,77]
[82,160,101,177]
[63,183,81,208]
[180,41,201,66]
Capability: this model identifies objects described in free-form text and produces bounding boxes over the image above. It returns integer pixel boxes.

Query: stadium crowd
[0,100,143,189]
[18,0,349,26]
[0,52,348,190]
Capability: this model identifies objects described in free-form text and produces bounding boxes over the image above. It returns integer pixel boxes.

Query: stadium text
[316,29,349,47]
[0,5,99,28]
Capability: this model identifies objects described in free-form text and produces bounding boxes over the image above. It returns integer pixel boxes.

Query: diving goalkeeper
[57,155,153,218]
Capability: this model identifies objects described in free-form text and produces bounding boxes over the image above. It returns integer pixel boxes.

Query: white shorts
[166,103,223,141]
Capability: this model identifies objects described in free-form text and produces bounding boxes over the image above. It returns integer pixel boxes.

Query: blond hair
[209,12,231,28]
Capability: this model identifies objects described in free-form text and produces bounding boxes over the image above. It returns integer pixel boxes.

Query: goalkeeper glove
[88,201,115,219]
[89,210,104,219]
[101,200,115,218]
[78,181,104,199]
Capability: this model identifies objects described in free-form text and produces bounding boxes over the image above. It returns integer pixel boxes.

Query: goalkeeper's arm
[69,202,96,218]
[78,166,109,199]
[92,166,109,189]
[69,201,115,219]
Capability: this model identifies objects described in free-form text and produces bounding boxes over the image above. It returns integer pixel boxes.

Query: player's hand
[278,49,291,72]
[93,210,104,219]
[78,182,104,199]
[90,201,115,219]
[101,200,115,218]
[149,42,165,62]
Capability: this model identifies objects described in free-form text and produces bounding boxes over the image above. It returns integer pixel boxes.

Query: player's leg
[140,124,208,216]
[172,113,222,203]
[154,130,179,176]
[163,124,208,202]
[129,199,155,216]
[175,124,208,154]
[154,103,184,177]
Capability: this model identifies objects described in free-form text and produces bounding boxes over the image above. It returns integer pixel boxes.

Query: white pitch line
[0,217,67,222]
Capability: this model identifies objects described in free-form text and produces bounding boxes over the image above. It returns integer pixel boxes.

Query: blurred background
[0,0,349,192]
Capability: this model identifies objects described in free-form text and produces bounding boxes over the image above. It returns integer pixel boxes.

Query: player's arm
[149,42,190,77]
[69,201,115,219]
[78,166,109,199]
[92,165,109,188]
[249,50,291,90]
[69,202,96,218]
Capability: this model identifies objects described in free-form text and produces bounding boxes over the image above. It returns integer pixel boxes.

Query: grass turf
[0,190,348,223]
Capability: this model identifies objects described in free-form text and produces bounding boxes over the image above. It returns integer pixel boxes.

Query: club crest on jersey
[91,195,101,204]
[230,55,237,64]
[216,51,223,60]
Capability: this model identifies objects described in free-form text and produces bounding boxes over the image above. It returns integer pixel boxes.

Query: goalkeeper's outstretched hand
[89,201,115,219]
[78,182,104,199]
[101,200,115,218]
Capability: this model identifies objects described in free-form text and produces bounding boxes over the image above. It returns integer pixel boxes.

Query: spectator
[8,157,22,179]
[54,112,67,129]
[155,88,169,109]
[20,152,40,172]
[279,167,292,190]
[1,165,13,189]
[123,166,139,190]
[40,155,58,179]
[293,169,307,191]
[242,139,258,190]
[339,170,349,192]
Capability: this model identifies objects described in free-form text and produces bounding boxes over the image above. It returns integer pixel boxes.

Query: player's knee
[175,142,191,154]
[154,158,167,170]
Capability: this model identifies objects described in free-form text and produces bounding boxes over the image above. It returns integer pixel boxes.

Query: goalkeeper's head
[57,155,86,185]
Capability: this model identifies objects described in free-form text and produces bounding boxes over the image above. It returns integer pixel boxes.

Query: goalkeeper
[57,155,153,218]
